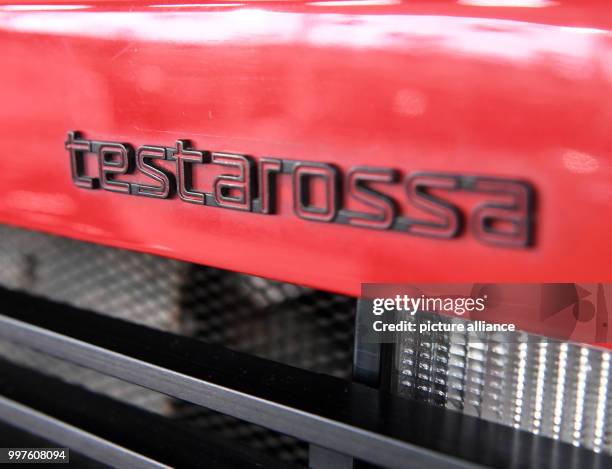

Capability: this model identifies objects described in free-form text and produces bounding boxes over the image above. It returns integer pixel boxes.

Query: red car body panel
[1,0,612,300]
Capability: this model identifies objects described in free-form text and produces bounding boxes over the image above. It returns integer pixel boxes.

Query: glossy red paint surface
[1,0,612,299]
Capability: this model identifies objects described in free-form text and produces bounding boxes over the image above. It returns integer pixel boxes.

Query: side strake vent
[0,225,355,465]
[0,286,610,469]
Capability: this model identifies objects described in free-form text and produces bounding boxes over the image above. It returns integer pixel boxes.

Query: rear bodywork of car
[0,1,611,468]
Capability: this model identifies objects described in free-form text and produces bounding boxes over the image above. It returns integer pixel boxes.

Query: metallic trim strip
[0,395,169,469]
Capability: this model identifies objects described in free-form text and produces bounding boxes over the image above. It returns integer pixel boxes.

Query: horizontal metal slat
[0,358,290,469]
[0,395,168,469]
[0,286,609,469]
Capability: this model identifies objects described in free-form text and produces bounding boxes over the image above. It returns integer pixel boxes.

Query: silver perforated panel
[395,312,612,454]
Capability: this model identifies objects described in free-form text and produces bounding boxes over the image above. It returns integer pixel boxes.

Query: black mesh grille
[175,266,355,463]
[180,266,355,377]
[0,225,356,465]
